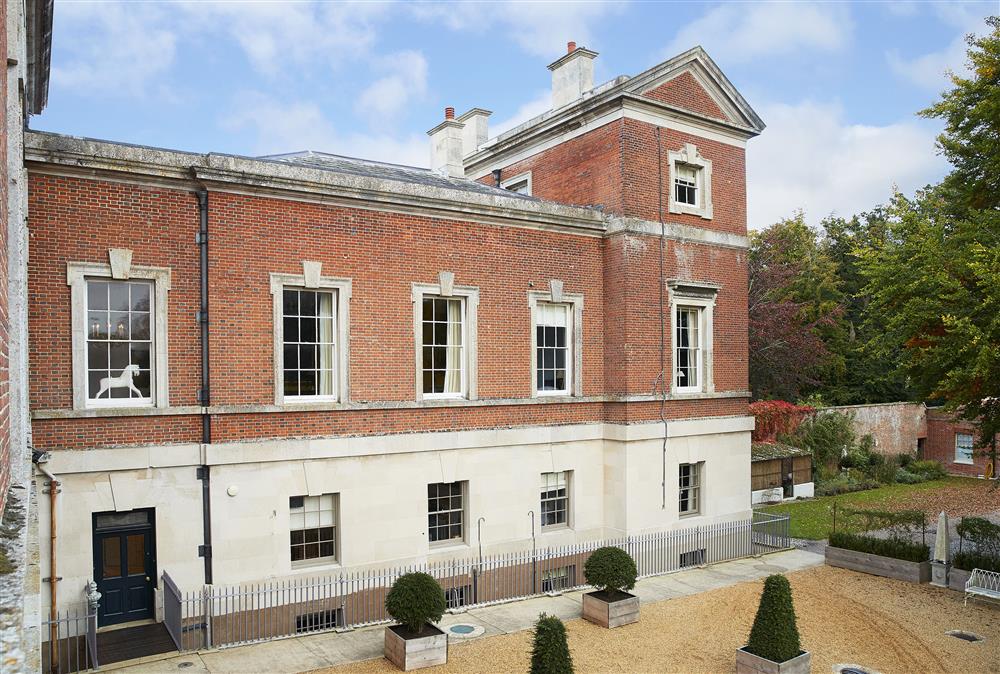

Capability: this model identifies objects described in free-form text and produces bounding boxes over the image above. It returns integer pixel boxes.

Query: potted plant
[736,575,810,674]
[530,613,574,674]
[383,572,448,671]
[581,546,639,628]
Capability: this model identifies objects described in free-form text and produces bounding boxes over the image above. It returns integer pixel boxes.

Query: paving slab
[466,593,581,634]
[199,637,335,673]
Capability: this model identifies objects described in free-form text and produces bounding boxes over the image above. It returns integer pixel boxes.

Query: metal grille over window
[674,165,698,206]
[289,494,337,563]
[428,482,465,544]
[86,280,153,403]
[540,471,569,528]
[536,303,569,393]
[283,289,336,399]
[956,433,975,463]
[679,463,701,515]
[675,306,701,390]
[422,297,464,395]
[541,566,575,592]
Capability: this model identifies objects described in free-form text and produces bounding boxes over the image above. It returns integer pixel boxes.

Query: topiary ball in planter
[745,575,801,663]
[385,572,447,635]
[584,547,638,597]
[530,613,573,674]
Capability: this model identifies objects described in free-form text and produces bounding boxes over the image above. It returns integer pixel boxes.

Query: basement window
[289,494,338,565]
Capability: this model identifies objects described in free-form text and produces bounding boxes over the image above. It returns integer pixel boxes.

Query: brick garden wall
[0,0,10,506]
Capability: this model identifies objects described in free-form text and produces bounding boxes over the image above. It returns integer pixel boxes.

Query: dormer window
[501,172,532,196]
[674,165,698,206]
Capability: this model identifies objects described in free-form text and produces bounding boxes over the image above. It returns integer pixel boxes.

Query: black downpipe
[196,188,213,585]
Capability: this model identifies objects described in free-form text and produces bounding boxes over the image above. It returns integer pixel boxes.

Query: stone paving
[100,549,825,674]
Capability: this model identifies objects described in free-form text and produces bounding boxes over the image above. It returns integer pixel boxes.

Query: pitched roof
[264,151,539,202]
[751,442,812,462]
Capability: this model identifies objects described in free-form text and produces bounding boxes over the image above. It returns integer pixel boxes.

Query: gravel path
[318,565,1000,674]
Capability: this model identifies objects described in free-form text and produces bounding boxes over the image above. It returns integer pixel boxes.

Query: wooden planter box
[825,546,930,583]
[582,590,639,628]
[736,648,811,674]
[384,624,447,671]
[949,567,972,592]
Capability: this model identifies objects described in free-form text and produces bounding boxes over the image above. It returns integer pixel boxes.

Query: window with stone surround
[535,303,571,395]
[955,433,975,464]
[68,255,171,410]
[289,494,338,565]
[679,463,702,516]
[412,277,479,401]
[428,481,466,546]
[668,143,713,219]
[270,266,352,406]
[501,172,532,195]
[669,281,717,395]
[674,305,702,392]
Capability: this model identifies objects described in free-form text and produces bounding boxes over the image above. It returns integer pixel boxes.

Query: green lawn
[759,477,992,540]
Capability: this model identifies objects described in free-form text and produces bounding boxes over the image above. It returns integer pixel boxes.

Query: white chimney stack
[548,41,598,109]
[427,107,465,178]
[456,108,492,158]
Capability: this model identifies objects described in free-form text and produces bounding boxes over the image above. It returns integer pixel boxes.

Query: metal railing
[41,605,98,673]
[168,512,790,650]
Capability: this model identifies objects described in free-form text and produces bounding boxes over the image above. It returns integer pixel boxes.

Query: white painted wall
[39,418,753,607]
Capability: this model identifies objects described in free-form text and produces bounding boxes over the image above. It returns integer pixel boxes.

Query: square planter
[736,647,811,674]
[825,546,930,583]
[949,567,972,592]
[582,590,639,628]
[384,624,448,671]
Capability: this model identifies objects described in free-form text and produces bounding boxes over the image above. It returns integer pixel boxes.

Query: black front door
[93,509,156,627]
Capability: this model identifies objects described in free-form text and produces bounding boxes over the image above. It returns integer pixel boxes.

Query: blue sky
[35,1,994,228]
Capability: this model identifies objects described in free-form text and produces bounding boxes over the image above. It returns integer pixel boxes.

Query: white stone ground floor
[100,548,824,673]
[35,416,753,617]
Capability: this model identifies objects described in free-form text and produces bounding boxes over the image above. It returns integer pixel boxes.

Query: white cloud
[356,51,429,122]
[411,1,622,58]
[491,90,552,136]
[746,100,949,229]
[222,92,428,167]
[664,2,852,63]
[51,4,177,96]
[886,7,990,91]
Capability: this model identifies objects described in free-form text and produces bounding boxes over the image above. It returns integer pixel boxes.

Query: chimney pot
[444,107,455,120]
[567,41,576,53]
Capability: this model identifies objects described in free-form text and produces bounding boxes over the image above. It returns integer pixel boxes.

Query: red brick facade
[640,72,729,122]
[923,409,998,477]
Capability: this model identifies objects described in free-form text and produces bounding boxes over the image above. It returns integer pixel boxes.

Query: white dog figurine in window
[95,364,143,399]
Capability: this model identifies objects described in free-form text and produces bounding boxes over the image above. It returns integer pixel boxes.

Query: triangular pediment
[625,47,765,133]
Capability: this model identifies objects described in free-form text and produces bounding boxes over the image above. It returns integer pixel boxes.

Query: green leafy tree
[919,16,1000,211]
[384,572,446,634]
[745,575,802,663]
[530,614,573,674]
[583,547,637,595]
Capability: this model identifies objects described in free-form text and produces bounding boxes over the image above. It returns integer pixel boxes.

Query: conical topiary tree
[384,572,446,635]
[530,613,573,674]
[745,575,802,663]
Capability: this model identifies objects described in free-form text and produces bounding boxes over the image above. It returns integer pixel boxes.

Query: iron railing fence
[41,605,98,673]
[169,512,790,651]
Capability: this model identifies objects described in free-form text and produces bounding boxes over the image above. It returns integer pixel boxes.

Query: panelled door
[92,509,157,626]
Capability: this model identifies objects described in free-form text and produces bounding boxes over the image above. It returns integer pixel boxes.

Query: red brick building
[923,408,998,478]
[26,44,764,627]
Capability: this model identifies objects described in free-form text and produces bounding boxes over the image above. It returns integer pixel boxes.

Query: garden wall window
[290,494,338,564]
[428,481,466,546]
[422,297,465,397]
[536,303,570,395]
[68,256,171,410]
[283,288,336,400]
[955,433,975,464]
[679,463,702,516]
[540,471,570,529]
[674,306,702,392]
[86,280,153,404]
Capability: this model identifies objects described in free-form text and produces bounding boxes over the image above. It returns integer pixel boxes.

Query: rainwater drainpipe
[33,450,60,664]
[195,185,213,585]
[655,127,669,509]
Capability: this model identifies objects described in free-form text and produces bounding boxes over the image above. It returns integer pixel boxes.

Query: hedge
[953,551,1000,573]
[828,531,929,563]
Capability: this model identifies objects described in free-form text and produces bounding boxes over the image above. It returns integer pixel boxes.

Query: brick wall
[28,172,748,451]
[640,72,728,121]
[0,0,11,507]
[923,409,998,477]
